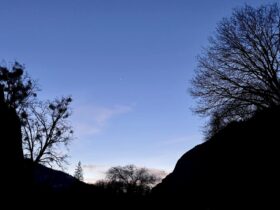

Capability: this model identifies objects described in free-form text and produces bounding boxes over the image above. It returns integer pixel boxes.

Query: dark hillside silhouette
[153,106,280,207]
[23,159,94,193]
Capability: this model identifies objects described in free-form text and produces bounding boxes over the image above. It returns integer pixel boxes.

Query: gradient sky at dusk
[0,0,275,182]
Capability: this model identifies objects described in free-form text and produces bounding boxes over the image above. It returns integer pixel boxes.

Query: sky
[0,0,275,183]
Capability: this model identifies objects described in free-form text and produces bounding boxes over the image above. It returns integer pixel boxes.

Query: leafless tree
[105,165,162,194]
[191,4,280,136]
[22,96,73,168]
[1,62,74,168]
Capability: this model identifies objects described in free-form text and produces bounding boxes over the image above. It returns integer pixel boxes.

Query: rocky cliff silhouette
[0,86,24,162]
[0,86,25,192]
[153,106,279,207]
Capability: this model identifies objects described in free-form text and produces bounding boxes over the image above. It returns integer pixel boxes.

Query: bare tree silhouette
[191,4,280,136]
[1,62,73,168]
[22,97,73,168]
[101,165,162,195]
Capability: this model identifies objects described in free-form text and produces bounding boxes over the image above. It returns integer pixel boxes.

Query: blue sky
[0,0,275,182]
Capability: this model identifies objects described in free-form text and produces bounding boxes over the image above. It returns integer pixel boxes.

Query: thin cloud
[72,104,132,138]
[83,164,109,172]
[83,164,99,170]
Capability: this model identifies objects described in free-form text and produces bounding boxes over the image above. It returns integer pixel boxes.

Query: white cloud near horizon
[82,164,110,183]
[72,104,132,139]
